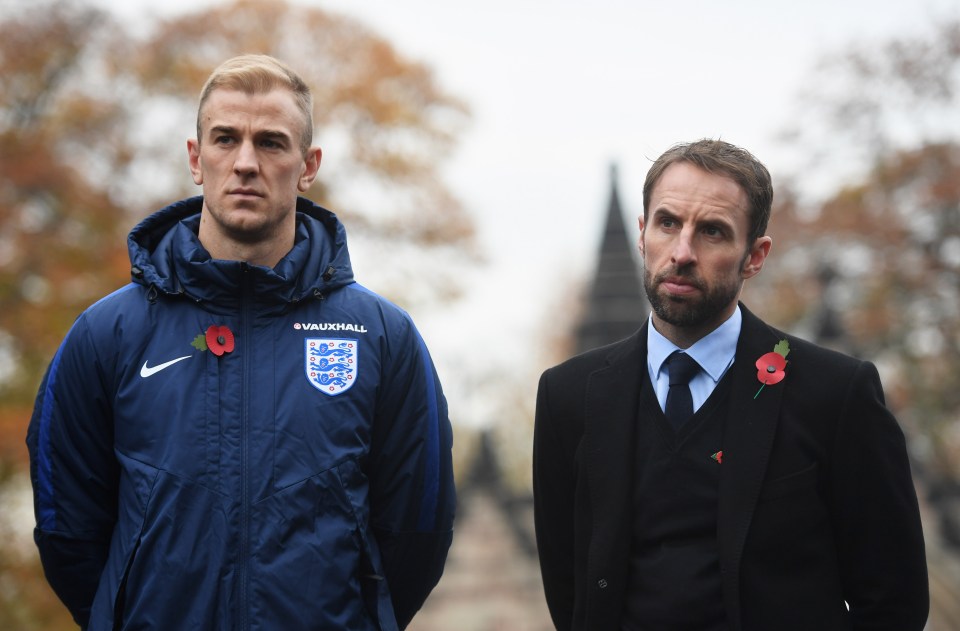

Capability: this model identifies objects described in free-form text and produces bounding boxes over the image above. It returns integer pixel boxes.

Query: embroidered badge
[305,338,358,395]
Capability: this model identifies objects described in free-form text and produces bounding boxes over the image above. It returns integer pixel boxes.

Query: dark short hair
[642,139,773,243]
[197,54,313,155]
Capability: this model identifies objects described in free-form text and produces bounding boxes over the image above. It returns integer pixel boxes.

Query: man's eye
[214,136,235,145]
[260,138,287,149]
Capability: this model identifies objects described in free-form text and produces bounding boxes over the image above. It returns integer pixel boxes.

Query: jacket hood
[128,196,355,311]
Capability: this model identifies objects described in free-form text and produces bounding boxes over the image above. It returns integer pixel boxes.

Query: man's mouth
[229,188,263,197]
[659,274,701,296]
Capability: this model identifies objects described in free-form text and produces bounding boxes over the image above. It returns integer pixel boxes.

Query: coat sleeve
[26,314,118,629]
[830,360,928,631]
[367,313,455,629]
[532,368,577,631]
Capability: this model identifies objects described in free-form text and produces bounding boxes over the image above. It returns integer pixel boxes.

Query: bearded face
[643,256,746,331]
[639,162,770,345]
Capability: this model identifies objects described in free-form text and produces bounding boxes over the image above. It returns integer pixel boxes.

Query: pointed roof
[575,164,647,354]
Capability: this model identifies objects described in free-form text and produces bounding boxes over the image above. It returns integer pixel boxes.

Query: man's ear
[637,216,646,258]
[298,147,322,192]
[187,139,203,185]
[742,235,773,279]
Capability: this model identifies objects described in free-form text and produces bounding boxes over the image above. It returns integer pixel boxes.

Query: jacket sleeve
[532,368,577,631]
[26,314,118,629]
[368,314,455,629]
[830,360,928,631]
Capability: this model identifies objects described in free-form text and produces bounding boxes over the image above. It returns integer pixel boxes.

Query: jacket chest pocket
[750,462,831,553]
[270,378,376,488]
[114,355,213,480]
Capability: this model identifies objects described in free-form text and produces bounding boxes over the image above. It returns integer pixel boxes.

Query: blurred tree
[128,0,477,305]
[755,16,960,478]
[778,16,960,198]
[0,1,133,462]
[0,1,474,627]
[0,0,475,456]
[0,460,75,631]
[755,144,960,471]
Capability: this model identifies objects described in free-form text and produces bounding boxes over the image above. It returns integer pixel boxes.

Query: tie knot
[668,352,701,386]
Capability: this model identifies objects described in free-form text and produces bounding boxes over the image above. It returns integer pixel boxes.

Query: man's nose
[672,230,697,266]
[234,141,259,175]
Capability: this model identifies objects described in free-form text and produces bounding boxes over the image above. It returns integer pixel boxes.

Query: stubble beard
[643,265,742,329]
[207,198,292,245]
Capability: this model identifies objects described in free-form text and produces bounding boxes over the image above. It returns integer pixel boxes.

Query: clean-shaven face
[188,88,317,252]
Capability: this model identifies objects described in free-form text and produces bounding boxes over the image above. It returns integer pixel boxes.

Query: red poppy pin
[754,339,789,399]
[191,325,235,356]
[711,451,723,464]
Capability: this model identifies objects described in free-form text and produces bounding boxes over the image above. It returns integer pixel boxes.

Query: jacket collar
[127,196,355,312]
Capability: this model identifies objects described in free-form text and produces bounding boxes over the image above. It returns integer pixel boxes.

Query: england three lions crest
[305,338,358,395]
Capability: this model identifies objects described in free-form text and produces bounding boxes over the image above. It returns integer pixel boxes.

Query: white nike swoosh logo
[140,355,192,378]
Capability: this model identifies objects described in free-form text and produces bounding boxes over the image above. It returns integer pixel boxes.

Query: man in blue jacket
[27,54,455,630]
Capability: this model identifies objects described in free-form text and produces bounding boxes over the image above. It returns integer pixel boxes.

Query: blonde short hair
[197,54,313,155]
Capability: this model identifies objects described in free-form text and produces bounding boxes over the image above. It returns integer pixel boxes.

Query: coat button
[597,579,608,589]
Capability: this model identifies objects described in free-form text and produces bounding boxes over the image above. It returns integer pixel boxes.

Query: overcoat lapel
[717,305,786,631]
[582,328,647,626]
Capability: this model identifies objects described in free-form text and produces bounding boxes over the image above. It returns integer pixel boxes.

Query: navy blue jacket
[27,197,455,630]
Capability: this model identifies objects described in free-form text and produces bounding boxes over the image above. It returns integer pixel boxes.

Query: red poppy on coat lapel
[753,340,790,399]
[755,352,787,386]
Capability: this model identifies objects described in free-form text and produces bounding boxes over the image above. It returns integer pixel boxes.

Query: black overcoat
[533,304,928,631]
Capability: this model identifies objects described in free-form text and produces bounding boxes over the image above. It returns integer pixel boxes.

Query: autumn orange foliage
[1,1,474,626]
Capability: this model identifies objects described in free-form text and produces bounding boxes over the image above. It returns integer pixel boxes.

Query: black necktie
[665,352,701,428]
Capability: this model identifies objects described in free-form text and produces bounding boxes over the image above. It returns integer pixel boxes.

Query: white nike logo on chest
[140,355,192,378]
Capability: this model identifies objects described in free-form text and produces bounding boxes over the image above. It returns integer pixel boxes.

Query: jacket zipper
[239,262,252,631]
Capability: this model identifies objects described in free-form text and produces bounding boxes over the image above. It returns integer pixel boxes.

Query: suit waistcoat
[621,368,733,630]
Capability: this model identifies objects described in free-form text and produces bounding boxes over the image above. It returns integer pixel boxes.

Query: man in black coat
[533,139,928,631]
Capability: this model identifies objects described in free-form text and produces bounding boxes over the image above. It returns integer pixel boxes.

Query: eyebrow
[208,124,237,138]
[207,125,293,143]
[650,207,682,221]
[651,207,738,230]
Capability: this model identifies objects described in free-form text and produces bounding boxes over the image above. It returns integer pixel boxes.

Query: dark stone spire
[576,164,648,354]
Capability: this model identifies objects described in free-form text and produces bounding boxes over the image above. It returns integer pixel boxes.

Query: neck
[197,207,296,269]
[651,319,706,350]
[651,303,739,349]
[203,239,292,269]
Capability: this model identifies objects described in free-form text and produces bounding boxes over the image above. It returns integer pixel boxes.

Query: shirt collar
[646,305,742,384]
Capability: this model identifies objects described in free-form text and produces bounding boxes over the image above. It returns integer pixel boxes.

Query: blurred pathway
[409,490,552,631]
